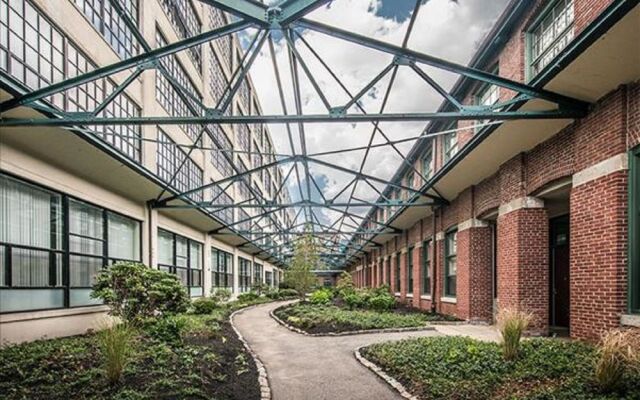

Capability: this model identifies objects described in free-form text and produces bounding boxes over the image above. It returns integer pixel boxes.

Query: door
[550,215,570,329]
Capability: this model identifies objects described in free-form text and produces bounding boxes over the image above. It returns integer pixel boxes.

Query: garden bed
[0,299,272,400]
[361,336,640,400]
[273,302,456,334]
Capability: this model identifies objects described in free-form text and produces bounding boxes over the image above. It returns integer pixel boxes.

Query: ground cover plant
[362,336,640,400]
[0,297,272,400]
[274,302,454,334]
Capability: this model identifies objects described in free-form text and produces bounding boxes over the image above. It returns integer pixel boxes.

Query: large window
[0,174,140,312]
[422,240,431,295]
[0,0,142,161]
[254,263,263,286]
[475,66,500,132]
[209,182,234,224]
[528,0,574,77]
[211,247,233,292]
[422,144,433,180]
[386,258,391,286]
[73,0,139,59]
[443,128,458,164]
[445,230,457,297]
[157,229,202,297]
[239,257,252,293]
[265,270,273,287]
[407,247,413,294]
[157,128,204,202]
[630,147,640,314]
[160,0,202,71]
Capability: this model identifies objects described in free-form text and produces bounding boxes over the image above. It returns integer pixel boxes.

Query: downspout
[146,200,154,268]
[430,206,439,313]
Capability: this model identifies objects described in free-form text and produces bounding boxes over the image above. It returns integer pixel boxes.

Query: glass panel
[158,230,174,265]
[69,199,104,256]
[0,174,62,250]
[107,212,140,261]
[70,255,104,287]
[70,288,102,306]
[189,241,201,270]
[0,288,64,312]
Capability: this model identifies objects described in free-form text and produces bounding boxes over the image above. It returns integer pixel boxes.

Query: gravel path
[232,301,442,400]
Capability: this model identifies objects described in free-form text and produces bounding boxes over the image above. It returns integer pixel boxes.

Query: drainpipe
[430,207,438,313]
[146,200,155,267]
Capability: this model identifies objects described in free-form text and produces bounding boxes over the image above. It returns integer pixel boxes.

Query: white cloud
[248,0,509,228]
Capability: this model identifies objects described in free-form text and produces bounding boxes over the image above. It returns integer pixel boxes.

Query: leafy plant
[98,323,134,384]
[277,288,299,299]
[143,315,187,345]
[92,262,189,325]
[336,271,355,298]
[191,297,218,315]
[595,329,640,391]
[309,288,333,305]
[367,292,396,311]
[211,288,232,303]
[343,291,365,310]
[496,307,532,360]
[237,291,260,302]
[284,229,321,298]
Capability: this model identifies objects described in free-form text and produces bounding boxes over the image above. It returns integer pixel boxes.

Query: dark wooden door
[550,215,570,329]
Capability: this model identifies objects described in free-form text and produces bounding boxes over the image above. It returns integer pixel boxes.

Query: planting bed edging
[230,304,274,400]
[354,346,418,400]
[270,305,435,337]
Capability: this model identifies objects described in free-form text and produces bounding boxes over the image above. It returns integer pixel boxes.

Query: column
[457,219,493,323]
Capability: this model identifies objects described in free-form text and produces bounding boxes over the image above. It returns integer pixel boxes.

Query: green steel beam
[278,0,332,25]
[197,0,269,25]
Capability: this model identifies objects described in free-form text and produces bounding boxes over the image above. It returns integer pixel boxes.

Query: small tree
[284,231,320,299]
[336,271,355,297]
[92,262,190,325]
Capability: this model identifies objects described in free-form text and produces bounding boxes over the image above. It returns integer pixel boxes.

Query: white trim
[498,196,544,216]
[435,231,445,241]
[458,218,489,232]
[394,292,401,297]
[621,314,640,328]
[440,296,457,304]
[573,153,628,188]
[420,294,432,300]
[406,294,413,298]
[0,305,109,323]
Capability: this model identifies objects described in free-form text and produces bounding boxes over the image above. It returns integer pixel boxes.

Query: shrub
[309,288,332,305]
[191,297,217,315]
[99,323,134,384]
[144,315,187,345]
[496,307,532,360]
[343,291,365,310]
[336,271,355,298]
[367,293,396,311]
[211,288,232,303]
[595,329,640,391]
[277,289,299,299]
[237,291,260,302]
[92,262,189,325]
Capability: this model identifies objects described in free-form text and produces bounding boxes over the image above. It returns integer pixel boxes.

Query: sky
[243,0,510,231]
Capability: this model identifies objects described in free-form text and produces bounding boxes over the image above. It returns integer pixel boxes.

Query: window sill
[420,295,432,300]
[0,305,110,323]
[440,296,457,304]
[394,292,401,297]
[621,314,640,328]
[406,294,413,298]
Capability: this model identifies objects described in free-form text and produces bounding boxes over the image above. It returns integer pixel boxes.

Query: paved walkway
[232,301,500,400]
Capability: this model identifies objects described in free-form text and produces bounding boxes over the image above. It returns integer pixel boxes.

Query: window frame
[442,123,458,164]
[395,253,401,293]
[211,246,234,293]
[444,229,458,298]
[407,247,414,294]
[0,172,142,314]
[629,146,640,314]
[238,257,252,293]
[422,240,431,295]
[156,228,203,297]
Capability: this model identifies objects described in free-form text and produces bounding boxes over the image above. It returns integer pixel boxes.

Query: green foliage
[98,324,134,384]
[595,329,640,392]
[367,292,396,311]
[309,288,333,305]
[335,271,355,297]
[237,291,260,302]
[275,303,433,333]
[343,291,365,310]
[363,336,638,400]
[191,297,218,315]
[284,231,321,298]
[91,262,189,325]
[211,288,232,303]
[252,283,269,296]
[144,315,188,345]
[277,288,299,299]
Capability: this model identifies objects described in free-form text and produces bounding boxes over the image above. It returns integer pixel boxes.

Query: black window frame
[157,228,203,297]
[238,257,252,293]
[422,240,431,295]
[444,229,458,297]
[211,247,233,293]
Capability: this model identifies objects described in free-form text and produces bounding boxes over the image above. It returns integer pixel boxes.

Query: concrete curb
[270,305,435,337]
[354,346,418,400]
[230,303,275,400]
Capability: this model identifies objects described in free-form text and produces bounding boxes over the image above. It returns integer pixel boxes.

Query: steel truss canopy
[0,0,590,268]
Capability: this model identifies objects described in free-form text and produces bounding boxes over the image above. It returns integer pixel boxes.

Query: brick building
[347,0,640,340]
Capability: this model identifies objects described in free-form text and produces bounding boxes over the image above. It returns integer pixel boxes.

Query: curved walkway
[233,301,441,400]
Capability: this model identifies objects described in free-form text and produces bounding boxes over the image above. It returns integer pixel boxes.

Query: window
[445,230,457,297]
[211,247,233,292]
[422,145,433,179]
[528,0,574,78]
[73,0,139,59]
[407,247,413,294]
[475,66,500,132]
[404,173,414,200]
[160,0,202,71]
[209,182,234,224]
[209,125,233,177]
[239,257,252,292]
[386,258,391,286]
[0,173,140,312]
[254,263,263,286]
[157,229,202,297]
[157,128,204,202]
[237,123,250,152]
[630,147,640,314]
[207,45,227,105]
[443,128,458,164]
[265,270,273,287]
[395,253,401,293]
[0,0,141,161]
[155,29,202,141]
[208,6,231,68]
[422,240,431,295]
